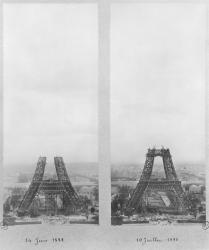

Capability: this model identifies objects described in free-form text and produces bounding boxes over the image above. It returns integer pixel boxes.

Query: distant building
[79,186,93,200]
[189,184,201,193]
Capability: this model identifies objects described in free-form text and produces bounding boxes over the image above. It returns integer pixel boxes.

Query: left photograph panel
[3,3,98,225]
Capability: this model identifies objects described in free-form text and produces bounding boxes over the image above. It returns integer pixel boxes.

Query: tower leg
[126,155,154,211]
[17,157,46,215]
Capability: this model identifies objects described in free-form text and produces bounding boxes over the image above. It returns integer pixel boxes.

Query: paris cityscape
[3,148,206,227]
[3,4,98,227]
[111,148,206,225]
[3,158,99,226]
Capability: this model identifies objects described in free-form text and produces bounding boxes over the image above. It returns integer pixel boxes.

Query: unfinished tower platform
[126,148,186,213]
[17,157,80,216]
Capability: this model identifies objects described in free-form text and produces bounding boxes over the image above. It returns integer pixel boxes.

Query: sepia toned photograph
[3,3,99,226]
[111,4,206,225]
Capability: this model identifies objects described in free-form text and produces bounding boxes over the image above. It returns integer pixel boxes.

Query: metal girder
[126,155,154,210]
[54,157,80,207]
[18,157,46,214]
[126,148,185,213]
[17,156,80,215]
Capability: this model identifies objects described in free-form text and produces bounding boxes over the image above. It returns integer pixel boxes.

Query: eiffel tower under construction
[126,148,186,214]
[17,157,81,216]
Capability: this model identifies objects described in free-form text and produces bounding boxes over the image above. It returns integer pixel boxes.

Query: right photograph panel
[111,4,206,225]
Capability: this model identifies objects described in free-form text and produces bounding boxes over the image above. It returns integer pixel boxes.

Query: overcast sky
[111,4,206,164]
[3,4,206,166]
[3,4,97,165]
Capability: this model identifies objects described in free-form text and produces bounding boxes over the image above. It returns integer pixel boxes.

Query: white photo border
[0,0,208,249]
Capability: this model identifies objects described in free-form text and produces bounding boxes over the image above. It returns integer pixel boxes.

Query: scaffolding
[17,157,81,216]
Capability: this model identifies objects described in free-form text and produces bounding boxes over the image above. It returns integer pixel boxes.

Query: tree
[28,198,40,217]
[90,207,95,214]
[111,185,134,215]
[93,187,99,201]
[10,195,21,210]
[79,195,92,212]
[3,198,11,214]
[184,192,200,216]
[117,185,133,210]
[111,195,119,215]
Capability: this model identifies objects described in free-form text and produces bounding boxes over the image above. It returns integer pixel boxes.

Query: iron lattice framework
[126,148,185,213]
[17,157,80,215]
